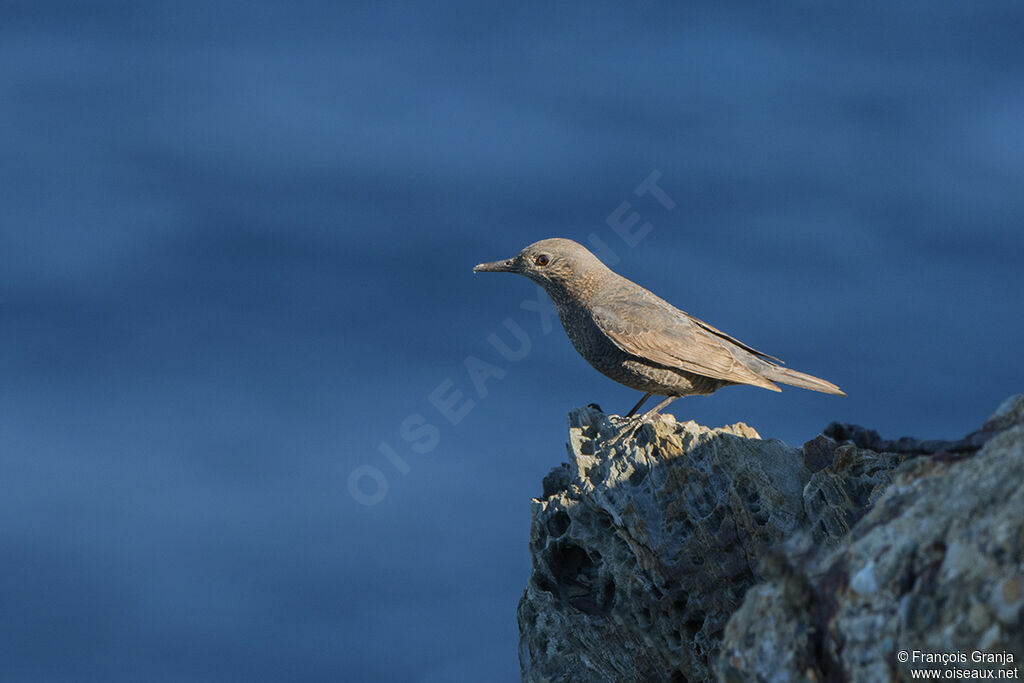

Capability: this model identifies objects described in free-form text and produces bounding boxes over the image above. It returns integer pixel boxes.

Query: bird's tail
[759,365,846,396]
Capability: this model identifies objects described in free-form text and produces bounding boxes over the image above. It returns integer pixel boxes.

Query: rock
[802,444,904,547]
[518,394,1024,682]
[518,405,809,682]
[802,434,839,473]
[720,397,1024,682]
[823,402,1013,456]
[985,394,1024,431]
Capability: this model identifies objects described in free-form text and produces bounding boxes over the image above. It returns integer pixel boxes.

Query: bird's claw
[610,413,654,442]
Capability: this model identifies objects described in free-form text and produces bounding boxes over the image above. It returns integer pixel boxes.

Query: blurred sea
[2,2,1023,681]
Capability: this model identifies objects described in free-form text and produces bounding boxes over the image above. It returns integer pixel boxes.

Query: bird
[473,238,844,422]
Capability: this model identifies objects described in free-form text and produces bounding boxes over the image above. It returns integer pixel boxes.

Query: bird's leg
[624,393,653,418]
[615,395,681,439]
[638,395,679,422]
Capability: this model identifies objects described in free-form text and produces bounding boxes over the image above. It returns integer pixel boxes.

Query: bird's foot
[611,397,682,442]
[611,412,657,442]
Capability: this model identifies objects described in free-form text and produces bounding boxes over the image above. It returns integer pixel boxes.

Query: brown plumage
[473,238,844,420]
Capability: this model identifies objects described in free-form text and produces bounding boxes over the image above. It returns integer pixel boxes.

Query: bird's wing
[590,299,781,391]
[683,316,784,364]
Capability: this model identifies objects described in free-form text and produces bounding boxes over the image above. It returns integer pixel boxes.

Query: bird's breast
[552,299,719,396]
[554,303,627,373]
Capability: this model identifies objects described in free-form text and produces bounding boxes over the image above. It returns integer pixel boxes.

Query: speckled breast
[554,301,725,397]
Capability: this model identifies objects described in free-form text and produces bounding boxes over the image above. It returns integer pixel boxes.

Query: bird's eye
[535,254,550,267]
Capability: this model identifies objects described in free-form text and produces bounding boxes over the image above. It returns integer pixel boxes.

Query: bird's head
[473,238,607,295]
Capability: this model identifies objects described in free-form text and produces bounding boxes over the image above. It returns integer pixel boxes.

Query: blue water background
[2,2,1023,681]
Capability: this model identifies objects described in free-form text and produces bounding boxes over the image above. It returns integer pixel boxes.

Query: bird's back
[581,272,843,396]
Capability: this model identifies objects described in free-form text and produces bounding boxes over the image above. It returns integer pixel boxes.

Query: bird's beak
[473,258,517,273]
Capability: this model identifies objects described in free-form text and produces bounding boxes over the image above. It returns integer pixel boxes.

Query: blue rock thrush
[473,238,844,421]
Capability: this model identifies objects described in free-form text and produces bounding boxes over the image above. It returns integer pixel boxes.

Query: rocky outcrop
[518,407,809,682]
[719,396,1024,682]
[518,395,1024,682]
